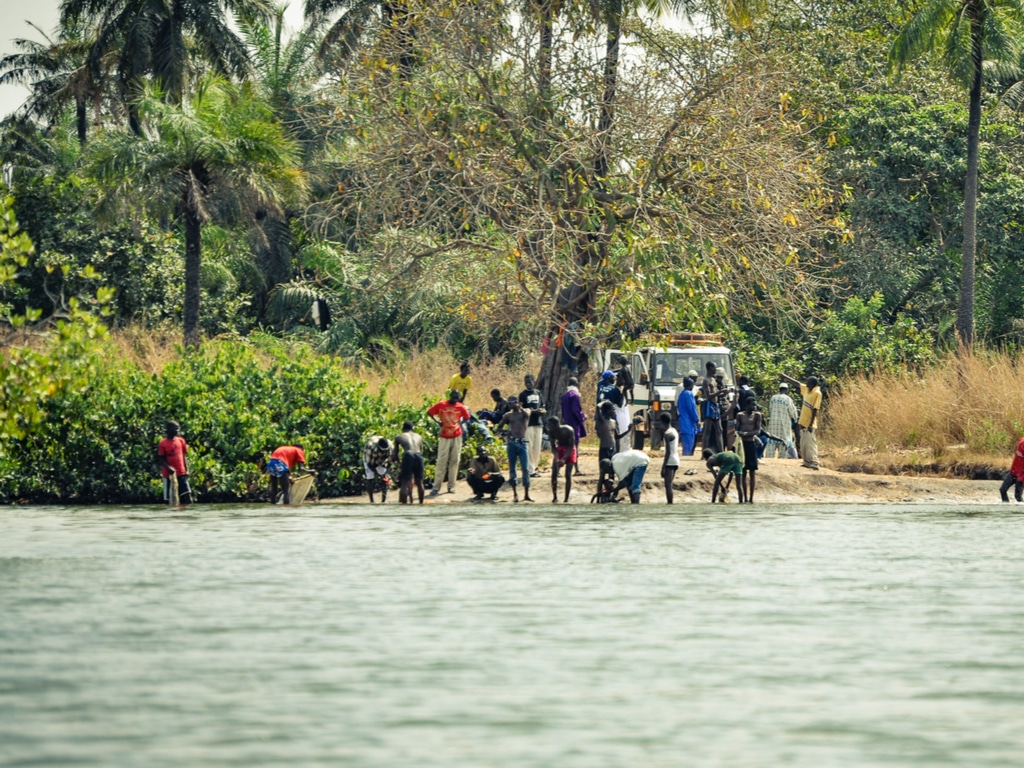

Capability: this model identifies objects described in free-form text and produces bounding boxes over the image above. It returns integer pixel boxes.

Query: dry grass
[357,347,541,409]
[825,349,1024,475]
[96,327,541,409]
[103,324,185,374]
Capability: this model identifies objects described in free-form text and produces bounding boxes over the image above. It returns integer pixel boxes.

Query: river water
[1,503,1022,767]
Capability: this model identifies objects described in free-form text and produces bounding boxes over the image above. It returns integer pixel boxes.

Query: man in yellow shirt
[448,361,472,404]
[781,374,821,470]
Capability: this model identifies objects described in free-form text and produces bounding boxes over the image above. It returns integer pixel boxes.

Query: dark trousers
[269,474,291,504]
[999,471,1022,502]
[702,418,723,454]
[468,473,504,497]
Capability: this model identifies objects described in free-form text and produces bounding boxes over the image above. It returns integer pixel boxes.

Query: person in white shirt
[602,449,651,504]
[658,412,680,504]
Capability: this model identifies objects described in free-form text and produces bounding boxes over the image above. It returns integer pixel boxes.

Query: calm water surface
[1,503,1022,767]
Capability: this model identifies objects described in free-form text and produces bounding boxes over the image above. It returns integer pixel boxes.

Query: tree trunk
[537,0,554,122]
[76,98,87,146]
[183,204,203,350]
[595,0,621,181]
[536,278,594,421]
[958,4,983,348]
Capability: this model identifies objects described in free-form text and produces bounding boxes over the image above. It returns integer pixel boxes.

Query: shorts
[398,452,425,483]
[556,444,577,464]
[742,439,759,471]
[267,458,289,477]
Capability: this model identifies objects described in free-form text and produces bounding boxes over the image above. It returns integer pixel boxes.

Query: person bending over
[363,435,393,503]
[703,447,744,503]
[267,443,311,505]
[602,449,651,505]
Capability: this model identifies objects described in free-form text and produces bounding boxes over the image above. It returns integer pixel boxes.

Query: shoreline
[320,446,1008,506]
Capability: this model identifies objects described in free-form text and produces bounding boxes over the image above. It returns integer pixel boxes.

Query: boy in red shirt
[157,421,192,508]
[267,444,309,505]
[999,436,1024,502]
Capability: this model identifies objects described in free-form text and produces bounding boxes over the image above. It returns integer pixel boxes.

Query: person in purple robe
[561,376,587,476]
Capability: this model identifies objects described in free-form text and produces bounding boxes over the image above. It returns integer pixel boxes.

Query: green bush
[809,293,935,377]
[0,340,464,504]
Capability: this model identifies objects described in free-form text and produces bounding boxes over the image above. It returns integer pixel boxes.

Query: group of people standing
[156,357,825,507]
[357,366,566,504]
[669,363,823,503]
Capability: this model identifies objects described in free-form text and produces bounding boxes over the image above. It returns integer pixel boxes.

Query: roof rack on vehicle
[646,332,723,347]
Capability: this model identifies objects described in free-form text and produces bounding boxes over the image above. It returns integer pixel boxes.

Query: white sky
[1,3,691,119]
[0,0,306,119]
[0,0,62,118]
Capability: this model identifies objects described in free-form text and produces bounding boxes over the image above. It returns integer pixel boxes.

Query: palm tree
[241,3,322,114]
[890,0,1024,347]
[85,76,307,348]
[238,5,325,314]
[304,0,415,76]
[0,19,106,146]
[60,0,274,134]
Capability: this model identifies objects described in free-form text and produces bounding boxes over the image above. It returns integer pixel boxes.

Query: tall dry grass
[99,327,542,410]
[826,350,1024,470]
[357,347,541,409]
[105,324,185,374]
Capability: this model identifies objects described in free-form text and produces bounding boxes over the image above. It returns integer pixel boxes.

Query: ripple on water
[0,504,1022,768]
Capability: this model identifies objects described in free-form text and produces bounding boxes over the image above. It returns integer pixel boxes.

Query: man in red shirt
[267,444,308,505]
[427,390,472,495]
[157,421,192,508]
[999,436,1024,502]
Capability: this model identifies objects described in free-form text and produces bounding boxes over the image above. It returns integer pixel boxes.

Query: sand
[324,444,1007,506]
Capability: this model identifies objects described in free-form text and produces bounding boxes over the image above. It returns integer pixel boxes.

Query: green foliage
[0,340,458,504]
[1,195,111,443]
[808,293,935,377]
[731,331,805,399]
[829,94,1024,341]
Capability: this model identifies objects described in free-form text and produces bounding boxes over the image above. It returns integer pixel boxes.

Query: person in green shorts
[703,447,745,503]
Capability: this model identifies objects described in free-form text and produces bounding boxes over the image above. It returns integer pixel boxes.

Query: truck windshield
[652,353,734,387]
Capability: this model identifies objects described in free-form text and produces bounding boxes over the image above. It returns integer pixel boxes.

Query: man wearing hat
[597,370,632,451]
[765,382,799,458]
[596,369,622,409]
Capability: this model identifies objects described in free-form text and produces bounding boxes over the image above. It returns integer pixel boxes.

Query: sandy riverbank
[321,445,1007,506]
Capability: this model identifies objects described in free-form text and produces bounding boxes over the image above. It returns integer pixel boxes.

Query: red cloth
[556,444,578,465]
[271,445,306,469]
[427,400,472,439]
[158,436,188,478]
[1011,437,1024,480]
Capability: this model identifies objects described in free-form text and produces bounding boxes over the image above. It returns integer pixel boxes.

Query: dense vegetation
[4,0,1024,500]
[0,339,455,503]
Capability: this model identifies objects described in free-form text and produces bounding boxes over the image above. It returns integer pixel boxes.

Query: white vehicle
[600,333,735,449]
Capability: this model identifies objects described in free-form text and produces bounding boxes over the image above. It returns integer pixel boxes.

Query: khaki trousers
[435,435,463,491]
[526,425,543,475]
[801,429,818,468]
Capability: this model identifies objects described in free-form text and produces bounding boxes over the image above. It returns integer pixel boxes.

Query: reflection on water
[1,504,1023,767]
